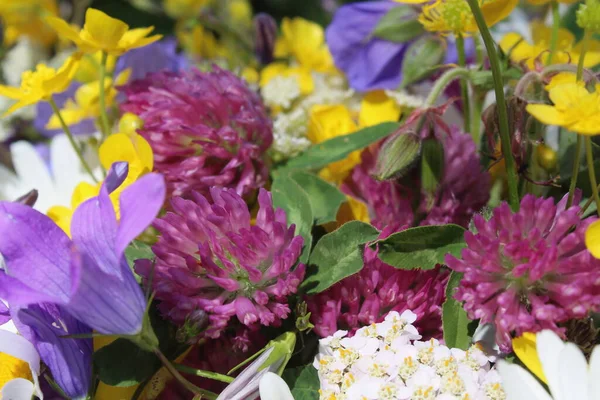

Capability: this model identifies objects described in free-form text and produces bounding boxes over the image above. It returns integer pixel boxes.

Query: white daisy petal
[558,343,588,400]
[496,361,552,400]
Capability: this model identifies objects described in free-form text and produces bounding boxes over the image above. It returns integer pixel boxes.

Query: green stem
[546,1,560,65]
[470,91,484,148]
[174,364,235,383]
[566,135,583,208]
[456,34,471,136]
[585,136,600,217]
[49,97,98,183]
[466,0,520,211]
[577,30,591,81]
[98,51,111,138]
[154,349,218,400]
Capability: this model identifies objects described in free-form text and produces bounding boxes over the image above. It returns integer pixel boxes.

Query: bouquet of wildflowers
[2,0,600,399]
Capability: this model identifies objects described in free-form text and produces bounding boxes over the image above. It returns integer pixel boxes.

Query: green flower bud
[577,0,600,32]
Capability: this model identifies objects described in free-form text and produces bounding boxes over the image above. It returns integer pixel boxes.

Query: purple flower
[115,37,189,81]
[120,67,273,199]
[326,1,408,91]
[343,128,490,231]
[135,188,305,340]
[0,162,166,335]
[11,303,92,399]
[445,194,600,352]
[308,235,449,339]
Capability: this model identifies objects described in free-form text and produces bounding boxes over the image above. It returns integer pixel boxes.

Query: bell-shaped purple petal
[0,202,78,306]
[12,304,92,399]
[326,1,408,91]
[67,166,166,334]
[115,37,189,81]
[0,300,10,325]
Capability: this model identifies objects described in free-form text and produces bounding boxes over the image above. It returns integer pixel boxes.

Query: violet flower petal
[0,300,10,325]
[12,304,92,399]
[0,202,76,304]
[115,173,166,258]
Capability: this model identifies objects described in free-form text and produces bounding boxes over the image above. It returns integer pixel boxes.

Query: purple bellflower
[0,161,165,335]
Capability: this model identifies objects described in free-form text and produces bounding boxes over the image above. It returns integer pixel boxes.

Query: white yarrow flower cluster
[313,311,505,400]
[271,108,311,159]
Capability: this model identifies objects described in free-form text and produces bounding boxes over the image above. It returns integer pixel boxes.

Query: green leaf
[272,176,314,263]
[400,36,446,88]
[125,240,154,266]
[282,364,320,400]
[372,6,425,43]
[94,306,182,387]
[375,224,466,270]
[281,122,399,172]
[289,171,346,225]
[301,221,380,294]
[442,272,472,350]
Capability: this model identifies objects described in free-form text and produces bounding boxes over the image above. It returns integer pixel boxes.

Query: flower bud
[118,112,144,136]
[536,144,558,172]
[176,309,208,343]
[577,0,600,32]
[372,6,425,43]
[421,138,445,207]
[373,132,421,181]
[15,189,38,207]
[253,13,277,65]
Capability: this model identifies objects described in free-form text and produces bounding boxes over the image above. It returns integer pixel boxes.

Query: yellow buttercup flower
[0,54,81,117]
[545,72,582,91]
[512,332,547,383]
[0,0,58,46]
[46,69,131,129]
[500,21,600,70]
[308,91,401,184]
[527,83,600,135]
[48,132,154,236]
[419,0,518,36]
[176,22,224,60]
[260,63,315,95]
[274,17,335,73]
[46,8,162,56]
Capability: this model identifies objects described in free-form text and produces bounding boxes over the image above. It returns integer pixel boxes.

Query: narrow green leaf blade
[442,271,472,350]
[302,221,379,294]
[375,224,466,270]
[282,122,399,172]
[271,176,314,263]
[290,171,346,225]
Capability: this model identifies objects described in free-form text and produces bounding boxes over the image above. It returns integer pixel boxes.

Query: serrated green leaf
[125,240,154,266]
[301,221,380,294]
[272,176,314,263]
[442,271,472,350]
[289,171,346,225]
[374,224,466,269]
[282,364,320,400]
[281,122,399,172]
[372,6,425,43]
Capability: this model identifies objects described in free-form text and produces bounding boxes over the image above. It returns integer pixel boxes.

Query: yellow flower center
[0,352,33,389]
[441,0,471,32]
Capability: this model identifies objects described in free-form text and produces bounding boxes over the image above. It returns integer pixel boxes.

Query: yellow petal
[47,205,74,237]
[81,8,129,52]
[41,54,82,97]
[118,27,160,52]
[525,104,566,127]
[512,333,547,383]
[586,220,600,258]
[545,72,579,91]
[260,63,288,87]
[307,104,357,144]
[570,115,600,136]
[547,83,589,109]
[481,0,519,28]
[99,133,139,170]
[131,134,154,172]
[0,84,24,100]
[288,67,314,95]
[45,15,83,46]
[359,90,401,127]
[3,98,38,117]
[71,181,100,209]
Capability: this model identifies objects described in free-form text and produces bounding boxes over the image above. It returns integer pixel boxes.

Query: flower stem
[546,1,560,65]
[98,51,111,138]
[174,364,235,383]
[455,34,471,135]
[49,97,98,183]
[577,30,591,81]
[424,67,470,107]
[154,349,218,400]
[466,0,520,211]
[566,135,583,208]
[585,136,600,216]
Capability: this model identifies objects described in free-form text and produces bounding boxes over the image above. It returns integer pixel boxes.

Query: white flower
[262,75,301,109]
[0,326,42,400]
[258,372,294,400]
[497,330,600,400]
[315,310,502,400]
[271,108,311,159]
[0,134,100,213]
[384,90,426,109]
